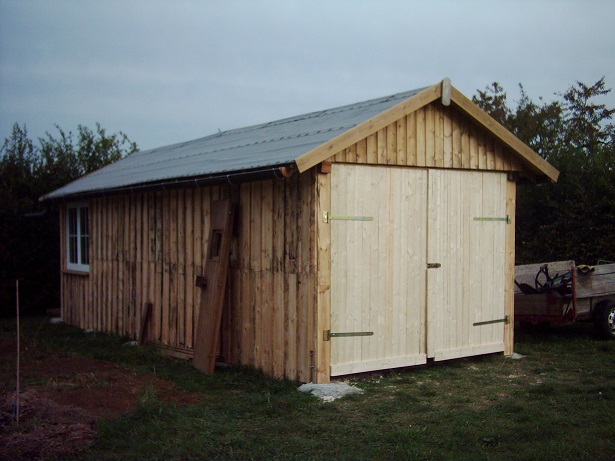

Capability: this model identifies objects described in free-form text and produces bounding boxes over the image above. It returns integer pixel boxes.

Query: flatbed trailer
[514,260,615,339]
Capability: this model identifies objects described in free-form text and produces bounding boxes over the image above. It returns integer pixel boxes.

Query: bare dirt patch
[0,339,204,460]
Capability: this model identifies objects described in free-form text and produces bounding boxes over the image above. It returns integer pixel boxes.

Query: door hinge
[473,215,512,224]
[473,315,510,326]
[322,212,374,223]
[323,330,374,341]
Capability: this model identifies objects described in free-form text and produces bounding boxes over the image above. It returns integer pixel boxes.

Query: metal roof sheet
[42,87,426,200]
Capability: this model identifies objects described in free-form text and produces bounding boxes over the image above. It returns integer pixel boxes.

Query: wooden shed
[43,79,558,383]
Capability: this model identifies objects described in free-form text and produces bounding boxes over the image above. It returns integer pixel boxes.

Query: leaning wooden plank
[193,199,236,374]
[139,302,153,345]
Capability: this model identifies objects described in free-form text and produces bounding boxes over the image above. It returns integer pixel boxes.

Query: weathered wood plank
[356,138,367,164]
[386,122,397,164]
[366,133,377,164]
[193,199,236,374]
[416,107,426,166]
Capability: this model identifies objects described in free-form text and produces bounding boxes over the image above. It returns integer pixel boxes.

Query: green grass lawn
[3,318,614,460]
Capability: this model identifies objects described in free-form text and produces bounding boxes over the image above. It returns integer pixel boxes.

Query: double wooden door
[330,164,506,376]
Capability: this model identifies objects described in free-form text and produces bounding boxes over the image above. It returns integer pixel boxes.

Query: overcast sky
[1,0,614,152]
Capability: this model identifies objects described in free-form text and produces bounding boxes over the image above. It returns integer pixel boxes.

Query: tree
[473,79,615,264]
[0,123,137,315]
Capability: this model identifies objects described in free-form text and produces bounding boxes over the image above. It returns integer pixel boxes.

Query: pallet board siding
[331,102,523,174]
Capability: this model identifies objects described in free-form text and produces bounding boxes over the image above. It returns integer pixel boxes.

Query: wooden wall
[331,102,524,172]
[60,99,524,383]
[60,171,317,382]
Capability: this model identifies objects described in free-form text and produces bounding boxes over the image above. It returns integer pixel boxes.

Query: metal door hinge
[473,215,512,224]
[323,330,374,341]
[473,315,510,327]
[322,212,374,223]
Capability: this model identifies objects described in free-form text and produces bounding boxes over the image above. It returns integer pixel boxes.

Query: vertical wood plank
[261,180,274,375]
[461,123,471,169]
[239,184,253,365]
[366,133,378,164]
[170,191,179,346]
[416,107,426,166]
[433,105,443,167]
[356,138,367,164]
[406,113,417,166]
[250,182,262,367]
[485,137,495,171]
[377,128,387,164]
[178,190,187,346]
[494,141,504,171]
[470,128,479,169]
[315,169,331,383]
[185,190,194,348]
[443,107,453,168]
[386,123,397,164]
[272,180,286,378]
[396,116,407,165]
[425,104,435,167]
[478,132,487,170]
[192,188,203,345]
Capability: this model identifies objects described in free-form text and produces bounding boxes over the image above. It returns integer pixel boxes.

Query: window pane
[69,208,78,236]
[80,207,90,265]
[68,208,78,264]
[69,235,78,264]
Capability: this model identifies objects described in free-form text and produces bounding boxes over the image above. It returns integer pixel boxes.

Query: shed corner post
[504,175,517,355]
[315,167,332,383]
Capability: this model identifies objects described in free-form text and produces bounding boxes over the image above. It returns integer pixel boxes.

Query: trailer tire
[595,302,615,340]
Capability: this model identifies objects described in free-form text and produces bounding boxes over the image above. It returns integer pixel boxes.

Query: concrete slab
[298,382,362,402]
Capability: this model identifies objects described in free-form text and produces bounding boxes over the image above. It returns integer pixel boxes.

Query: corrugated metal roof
[42,87,426,200]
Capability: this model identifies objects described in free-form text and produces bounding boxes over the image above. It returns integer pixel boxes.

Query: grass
[2,317,615,460]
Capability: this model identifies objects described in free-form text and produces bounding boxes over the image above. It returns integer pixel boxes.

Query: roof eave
[39,164,296,203]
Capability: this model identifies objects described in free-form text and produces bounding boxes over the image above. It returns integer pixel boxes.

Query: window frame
[65,202,90,273]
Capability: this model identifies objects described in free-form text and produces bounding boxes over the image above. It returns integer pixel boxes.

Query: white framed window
[66,203,90,272]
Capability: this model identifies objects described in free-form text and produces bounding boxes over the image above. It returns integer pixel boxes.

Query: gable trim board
[48,79,557,383]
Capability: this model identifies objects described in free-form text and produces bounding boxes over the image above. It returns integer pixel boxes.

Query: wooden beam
[449,87,559,183]
[504,177,516,355]
[315,170,332,383]
[193,199,236,374]
[295,82,443,173]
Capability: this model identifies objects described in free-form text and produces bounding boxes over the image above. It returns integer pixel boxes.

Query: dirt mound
[0,341,205,460]
[1,389,95,460]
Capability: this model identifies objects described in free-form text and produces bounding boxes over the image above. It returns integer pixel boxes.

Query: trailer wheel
[595,302,615,340]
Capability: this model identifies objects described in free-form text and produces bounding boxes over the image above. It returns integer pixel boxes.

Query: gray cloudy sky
[1,0,614,151]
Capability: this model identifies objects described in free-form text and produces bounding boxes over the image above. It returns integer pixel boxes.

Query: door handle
[427,263,441,269]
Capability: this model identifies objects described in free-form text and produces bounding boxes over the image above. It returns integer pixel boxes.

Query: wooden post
[15,279,20,424]
[504,177,516,355]
[315,169,332,383]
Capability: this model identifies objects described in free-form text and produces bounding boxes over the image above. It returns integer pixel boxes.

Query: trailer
[514,260,615,339]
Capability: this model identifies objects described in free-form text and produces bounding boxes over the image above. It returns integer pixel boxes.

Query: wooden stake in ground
[15,279,20,424]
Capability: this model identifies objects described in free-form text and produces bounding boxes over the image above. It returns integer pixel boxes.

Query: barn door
[329,164,428,376]
[426,170,507,361]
